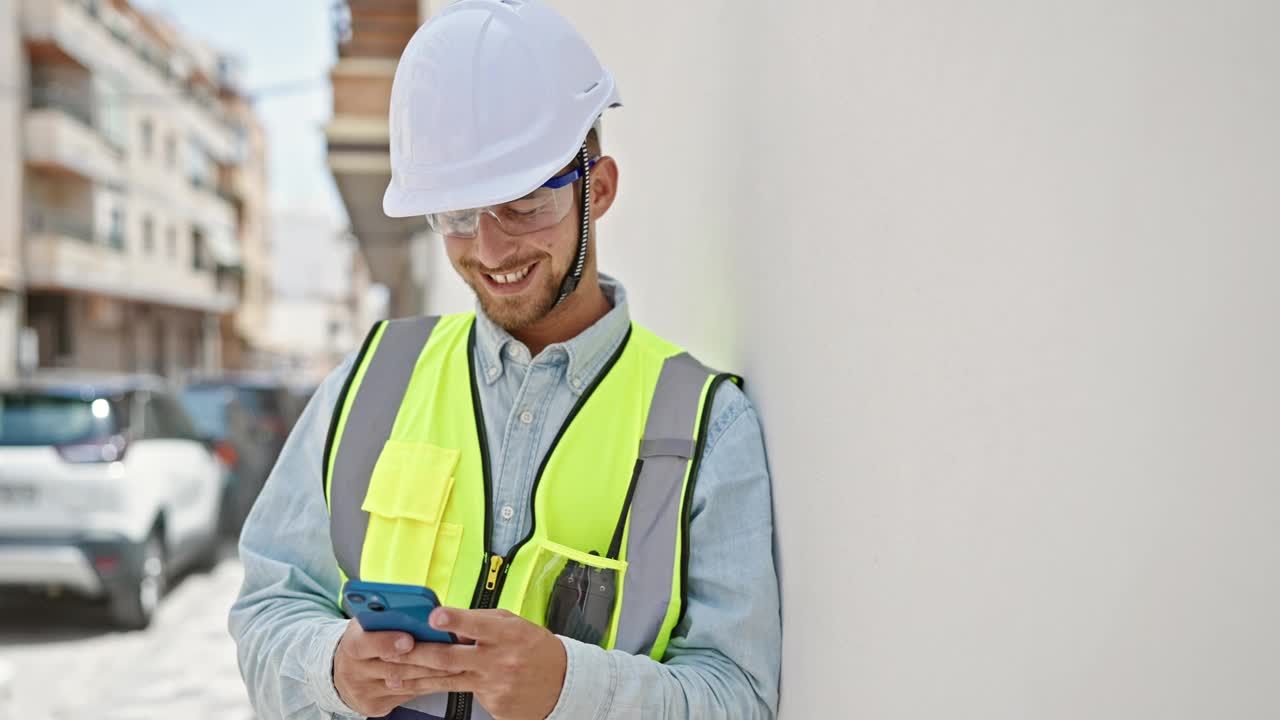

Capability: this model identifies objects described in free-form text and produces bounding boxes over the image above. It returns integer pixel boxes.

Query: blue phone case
[342,580,457,644]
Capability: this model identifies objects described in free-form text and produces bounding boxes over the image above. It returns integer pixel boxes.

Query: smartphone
[341,580,457,644]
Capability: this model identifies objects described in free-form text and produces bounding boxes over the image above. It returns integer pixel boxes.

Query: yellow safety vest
[324,313,738,720]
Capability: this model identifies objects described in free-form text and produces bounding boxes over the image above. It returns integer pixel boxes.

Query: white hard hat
[383,0,621,218]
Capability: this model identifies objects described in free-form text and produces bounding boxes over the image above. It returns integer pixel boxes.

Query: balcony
[25,209,235,314]
[22,0,244,160]
[327,28,420,304]
[24,87,125,185]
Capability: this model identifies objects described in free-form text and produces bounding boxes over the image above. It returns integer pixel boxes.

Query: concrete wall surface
[422,2,1280,717]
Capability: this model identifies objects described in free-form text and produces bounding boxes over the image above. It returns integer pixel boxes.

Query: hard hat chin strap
[552,142,591,308]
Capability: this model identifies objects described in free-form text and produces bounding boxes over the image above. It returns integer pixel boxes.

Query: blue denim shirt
[229,276,781,719]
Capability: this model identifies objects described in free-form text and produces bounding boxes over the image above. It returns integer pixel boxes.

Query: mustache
[461,256,546,275]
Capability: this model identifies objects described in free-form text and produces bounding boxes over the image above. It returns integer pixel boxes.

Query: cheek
[529,226,577,259]
[443,236,470,265]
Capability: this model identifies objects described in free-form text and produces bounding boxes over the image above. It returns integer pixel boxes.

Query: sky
[131,0,347,225]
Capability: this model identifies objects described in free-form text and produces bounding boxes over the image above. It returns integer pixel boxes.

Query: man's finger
[430,607,519,644]
[371,659,463,684]
[364,691,421,715]
[394,671,479,696]
[340,620,415,660]
[385,641,482,673]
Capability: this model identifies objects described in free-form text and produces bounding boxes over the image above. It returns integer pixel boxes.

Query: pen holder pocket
[514,539,627,649]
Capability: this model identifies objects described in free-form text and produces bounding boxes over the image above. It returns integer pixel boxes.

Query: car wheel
[192,528,222,573]
[109,531,167,630]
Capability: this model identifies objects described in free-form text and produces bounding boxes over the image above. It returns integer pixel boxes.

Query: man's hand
[385,607,568,720]
[332,618,464,717]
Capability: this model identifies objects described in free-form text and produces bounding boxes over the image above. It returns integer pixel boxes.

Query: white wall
[522,2,1279,718]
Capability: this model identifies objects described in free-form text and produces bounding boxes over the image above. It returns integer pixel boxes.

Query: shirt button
[519,410,533,425]
[570,377,582,389]
[500,505,514,521]
[486,366,498,379]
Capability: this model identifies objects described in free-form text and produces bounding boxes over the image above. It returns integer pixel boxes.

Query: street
[0,543,254,720]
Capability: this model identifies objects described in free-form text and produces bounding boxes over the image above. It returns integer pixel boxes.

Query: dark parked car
[179,376,302,535]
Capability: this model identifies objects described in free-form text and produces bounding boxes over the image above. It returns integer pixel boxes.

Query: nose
[473,212,518,270]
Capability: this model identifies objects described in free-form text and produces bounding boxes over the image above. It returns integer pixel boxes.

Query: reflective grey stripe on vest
[613,352,713,657]
[330,316,439,581]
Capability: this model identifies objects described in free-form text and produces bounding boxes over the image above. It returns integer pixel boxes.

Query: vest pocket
[359,441,465,589]
[513,538,627,649]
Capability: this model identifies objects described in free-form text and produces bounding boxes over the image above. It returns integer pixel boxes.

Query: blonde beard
[469,269,561,332]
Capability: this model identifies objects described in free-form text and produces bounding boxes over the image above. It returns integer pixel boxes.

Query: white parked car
[0,374,225,629]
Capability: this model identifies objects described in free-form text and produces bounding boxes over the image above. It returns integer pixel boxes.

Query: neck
[512,270,610,356]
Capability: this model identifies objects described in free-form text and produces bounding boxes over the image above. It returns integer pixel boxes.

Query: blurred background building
[326,0,435,319]
[1,0,272,381]
[265,206,381,386]
[0,0,27,381]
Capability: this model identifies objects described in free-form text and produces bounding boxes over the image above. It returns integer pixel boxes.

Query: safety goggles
[425,157,600,238]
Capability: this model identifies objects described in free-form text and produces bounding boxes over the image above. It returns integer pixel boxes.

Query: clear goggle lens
[426,184,574,238]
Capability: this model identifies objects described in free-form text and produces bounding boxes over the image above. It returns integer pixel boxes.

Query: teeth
[489,265,531,284]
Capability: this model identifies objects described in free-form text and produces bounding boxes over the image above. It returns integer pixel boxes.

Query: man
[229,1,780,718]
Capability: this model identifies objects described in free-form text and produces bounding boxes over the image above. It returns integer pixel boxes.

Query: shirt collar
[473,274,631,394]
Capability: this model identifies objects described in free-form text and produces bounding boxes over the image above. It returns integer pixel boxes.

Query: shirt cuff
[307,619,363,718]
[546,636,616,720]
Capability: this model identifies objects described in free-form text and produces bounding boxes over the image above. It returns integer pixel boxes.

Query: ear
[589,156,619,221]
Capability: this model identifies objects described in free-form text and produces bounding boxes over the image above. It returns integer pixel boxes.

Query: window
[192,227,207,270]
[0,393,125,446]
[142,215,154,254]
[178,385,234,439]
[108,207,125,250]
[148,393,200,441]
[140,118,153,158]
[142,395,162,440]
[115,392,136,435]
[164,134,176,169]
[94,76,128,151]
[188,326,202,369]
[188,137,212,189]
[166,224,177,259]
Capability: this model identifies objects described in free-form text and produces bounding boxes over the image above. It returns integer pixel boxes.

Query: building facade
[326,0,433,319]
[220,90,272,372]
[0,0,27,381]
[10,0,269,380]
[266,207,378,386]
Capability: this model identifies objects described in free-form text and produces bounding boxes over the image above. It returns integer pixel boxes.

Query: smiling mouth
[486,264,533,285]
[478,260,540,295]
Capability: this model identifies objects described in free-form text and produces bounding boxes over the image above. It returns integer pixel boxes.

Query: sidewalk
[0,547,253,720]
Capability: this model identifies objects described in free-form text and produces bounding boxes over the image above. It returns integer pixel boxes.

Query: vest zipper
[446,324,500,720]
[446,551,512,720]
[446,322,632,720]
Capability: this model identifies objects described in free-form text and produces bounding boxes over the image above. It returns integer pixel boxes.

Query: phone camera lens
[347,593,366,604]
[368,601,386,612]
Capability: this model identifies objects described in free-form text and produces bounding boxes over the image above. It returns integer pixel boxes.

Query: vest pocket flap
[362,441,460,524]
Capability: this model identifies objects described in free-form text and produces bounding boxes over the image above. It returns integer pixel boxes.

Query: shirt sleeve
[227,353,364,719]
[546,382,782,719]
